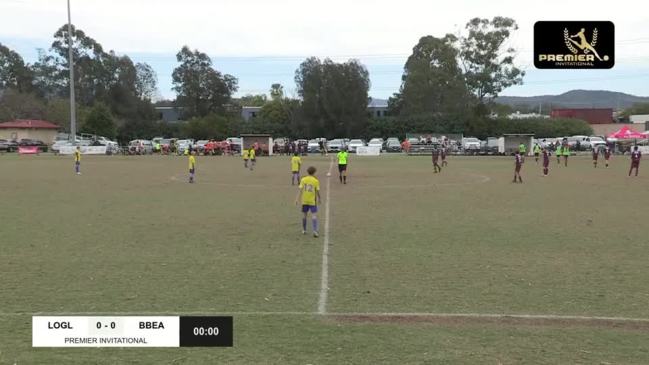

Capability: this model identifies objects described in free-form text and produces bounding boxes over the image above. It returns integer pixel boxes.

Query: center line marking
[318,157,335,315]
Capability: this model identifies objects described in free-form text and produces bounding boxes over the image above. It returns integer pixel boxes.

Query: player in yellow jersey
[74,146,81,175]
[188,150,196,183]
[242,148,250,168]
[249,147,256,171]
[295,166,321,237]
[291,152,302,185]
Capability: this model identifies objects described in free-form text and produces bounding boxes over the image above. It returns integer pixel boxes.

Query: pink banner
[18,146,39,154]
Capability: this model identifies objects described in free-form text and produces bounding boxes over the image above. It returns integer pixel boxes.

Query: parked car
[18,139,48,152]
[307,139,321,153]
[0,139,18,152]
[176,139,195,155]
[195,140,209,153]
[347,139,366,152]
[386,139,402,152]
[128,139,154,155]
[462,137,481,153]
[588,136,606,150]
[226,137,242,153]
[327,139,345,152]
[368,138,384,151]
[482,137,500,155]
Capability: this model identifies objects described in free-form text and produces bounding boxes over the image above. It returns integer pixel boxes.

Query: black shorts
[338,164,347,172]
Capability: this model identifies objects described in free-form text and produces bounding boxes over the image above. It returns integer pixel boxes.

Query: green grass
[2,153,649,364]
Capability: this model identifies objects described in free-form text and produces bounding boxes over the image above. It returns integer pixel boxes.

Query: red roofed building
[551,108,613,124]
[0,120,60,144]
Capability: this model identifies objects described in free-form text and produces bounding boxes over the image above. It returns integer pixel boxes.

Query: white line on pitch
[317,157,335,315]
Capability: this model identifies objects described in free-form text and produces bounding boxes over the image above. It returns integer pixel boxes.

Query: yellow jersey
[337,151,348,165]
[243,150,250,159]
[188,155,196,170]
[74,150,81,162]
[299,175,320,206]
[291,156,302,172]
[249,149,256,159]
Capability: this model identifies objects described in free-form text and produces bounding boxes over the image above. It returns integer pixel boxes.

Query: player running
[74,146,81,175]
[533,143,541,163]
[295,166,321,237]
[629,146,641,177]
[604,145,612,168]
[188,150,196,183]
[592,146,600,168]
[242,148,250,168]
[432,147,441,173]
[291,152,302,185]
[519,142,527,157]
[337,148,349,184]
[542,147,550,177]
[513,150,524,183]
[555,143,562,165]
[249,147,256,171]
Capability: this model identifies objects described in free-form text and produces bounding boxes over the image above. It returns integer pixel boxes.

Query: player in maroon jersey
[432,147,441,173]
[513,151,523,183]
[542,147,550,176]
[604,145,612,168]
[592,146,600,168]
[629,146,641,177]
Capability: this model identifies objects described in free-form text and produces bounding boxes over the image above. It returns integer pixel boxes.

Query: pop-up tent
[608,126,646,139]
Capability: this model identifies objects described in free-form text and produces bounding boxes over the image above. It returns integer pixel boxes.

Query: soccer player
[242,148,250,168]
[249,147,256,171]
[188,150,196,183]
[337,148,349,184]
[542,147,550,177]
[629,146,641,177]
[604,145,612,168]
[519,142,527,156]
[74,146,81,175]
[555,143,562,165]
[440,146,448,167]
[533,143,541,163]
[432,147,441,173]
[291,152,302,185]
[295,166,321,237]
[513,150,523,183]
[592,146,600,168]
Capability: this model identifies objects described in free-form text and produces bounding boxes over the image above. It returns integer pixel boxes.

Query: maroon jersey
[432,149,440,163]
[592,149,599,160]
[604,147,611,159]
[515,153,523,167]
[542,151,550,166]
[441,148,447,159]
[631,150,642,164]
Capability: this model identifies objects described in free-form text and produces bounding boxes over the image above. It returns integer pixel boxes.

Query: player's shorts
[189,168,195,174]
[251,159,256,162]
[75,161,80,165]
[515,165,522,172]
[243,158,249,161]
[338,164,347,172]
[593,155,598,160]
[292,171,300,174]
[605,155,611,160]
[534,153,539,157]
[632,161,640,167]
[302,205,318,213]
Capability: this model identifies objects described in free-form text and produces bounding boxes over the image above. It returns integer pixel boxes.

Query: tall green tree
[82,103,116,139]
[295,57,370,138]
[270,83,284,101]
[390,35,469,117]
[134,62,158,100]
[0,43,33,93]
[238,94,267,106]
[172,46,238,118]
[459,17,524,103]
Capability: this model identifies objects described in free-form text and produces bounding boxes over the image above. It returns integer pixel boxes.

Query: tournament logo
[535,21,614,69]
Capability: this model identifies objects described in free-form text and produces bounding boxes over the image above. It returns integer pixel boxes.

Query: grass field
[2,152,649,364]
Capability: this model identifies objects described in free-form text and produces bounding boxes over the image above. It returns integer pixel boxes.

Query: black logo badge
[534,21,614,69]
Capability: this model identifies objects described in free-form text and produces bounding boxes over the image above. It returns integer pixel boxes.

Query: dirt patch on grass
[330,314,649,331]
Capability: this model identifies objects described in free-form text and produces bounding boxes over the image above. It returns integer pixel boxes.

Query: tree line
[1,17,596,143]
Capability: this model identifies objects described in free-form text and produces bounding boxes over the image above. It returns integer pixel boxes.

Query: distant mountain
[496,90,649,110]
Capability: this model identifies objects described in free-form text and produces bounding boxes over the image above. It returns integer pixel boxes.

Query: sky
[1,0,649,100]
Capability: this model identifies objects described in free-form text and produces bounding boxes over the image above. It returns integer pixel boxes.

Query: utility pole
[67,0,77,143]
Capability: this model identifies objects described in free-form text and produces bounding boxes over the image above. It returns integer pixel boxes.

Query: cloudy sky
[1,0,648,101]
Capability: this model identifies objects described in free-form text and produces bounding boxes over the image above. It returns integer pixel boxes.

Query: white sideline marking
[317,157,335,315]
[3,311,649,323]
